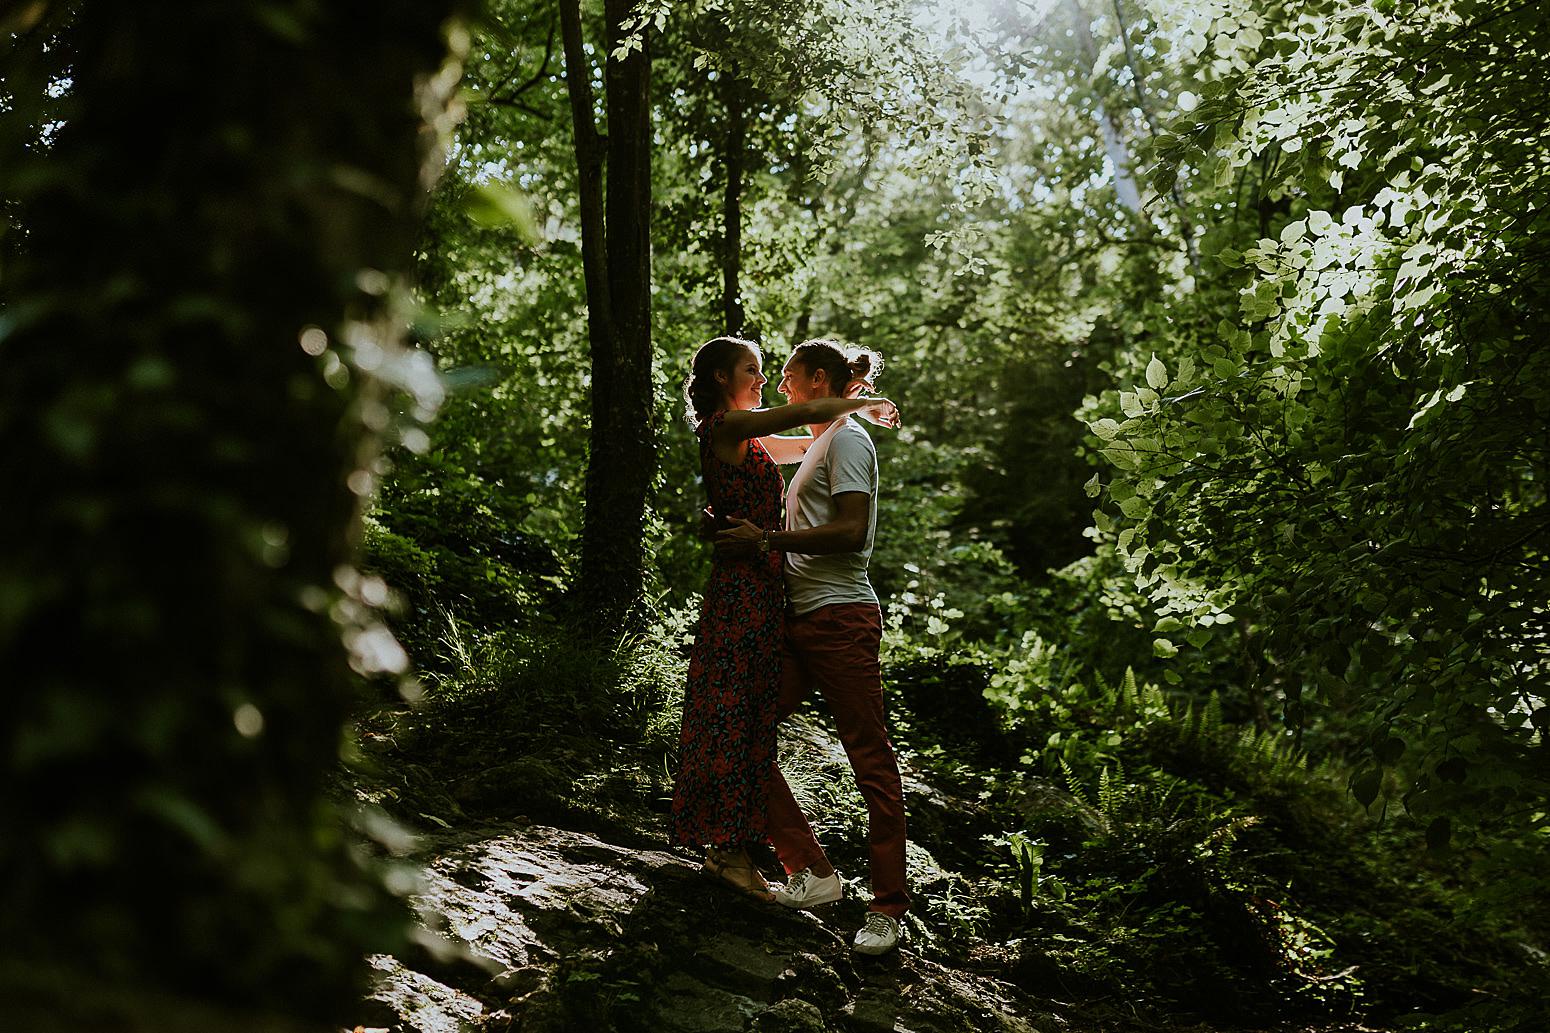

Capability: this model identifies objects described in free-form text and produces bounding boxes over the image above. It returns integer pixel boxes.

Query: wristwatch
[758,528,772,556]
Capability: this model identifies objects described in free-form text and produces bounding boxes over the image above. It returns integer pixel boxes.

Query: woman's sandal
[702,853,775,903]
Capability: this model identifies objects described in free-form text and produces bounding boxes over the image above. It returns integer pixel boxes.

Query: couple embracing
[669,336,910,956]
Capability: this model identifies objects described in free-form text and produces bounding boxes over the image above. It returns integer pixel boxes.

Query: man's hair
[789,338,884,396]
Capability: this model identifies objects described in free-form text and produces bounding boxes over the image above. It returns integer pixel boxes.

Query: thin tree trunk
[1096,107,1145,214]
[721,74,747,336]
[560,0,612,352]
[1108,0,1201,271]
[1066,0,1144,217]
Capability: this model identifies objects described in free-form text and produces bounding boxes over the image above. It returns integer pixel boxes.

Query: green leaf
[135,788,226,852]
[1152,638,1178,658]
[1351,768,1382,808]
[126,356,175,391]
[468,183,538,240]
[1146,355,1168,390]
[1083,473,1101,498]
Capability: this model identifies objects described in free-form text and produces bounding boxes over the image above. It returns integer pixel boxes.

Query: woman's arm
[718,396,898,444]
[758,433,813,465]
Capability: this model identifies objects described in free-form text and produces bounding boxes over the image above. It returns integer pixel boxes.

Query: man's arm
[716,492,870,556]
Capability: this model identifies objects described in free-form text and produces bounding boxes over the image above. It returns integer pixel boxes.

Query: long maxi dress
[669,410,786,849]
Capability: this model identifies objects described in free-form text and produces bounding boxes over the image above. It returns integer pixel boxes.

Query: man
[717,338,909,956]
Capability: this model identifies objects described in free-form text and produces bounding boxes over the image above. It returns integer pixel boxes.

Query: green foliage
[363,597,694,831]
[374,0,1550,1028]
[361,493,560,668]
[884,633,1546,1026]
[1081,0,1550,838]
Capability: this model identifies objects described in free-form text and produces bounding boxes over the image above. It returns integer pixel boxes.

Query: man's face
[777,358,824,404]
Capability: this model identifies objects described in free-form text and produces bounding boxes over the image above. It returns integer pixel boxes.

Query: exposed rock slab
[361,819,1064,1033]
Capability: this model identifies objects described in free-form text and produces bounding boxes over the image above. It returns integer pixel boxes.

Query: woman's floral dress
[670,410,785,849]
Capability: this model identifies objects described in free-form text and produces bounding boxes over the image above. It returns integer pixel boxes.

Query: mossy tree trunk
[0,0,471,1019]
[561,0,658,633]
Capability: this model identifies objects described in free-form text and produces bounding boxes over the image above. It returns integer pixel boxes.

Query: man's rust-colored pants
[766,602,911,918]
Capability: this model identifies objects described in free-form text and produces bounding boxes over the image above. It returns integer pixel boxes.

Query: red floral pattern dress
[670,410,786,849]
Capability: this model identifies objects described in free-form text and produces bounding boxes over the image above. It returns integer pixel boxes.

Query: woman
[671,335,898,900]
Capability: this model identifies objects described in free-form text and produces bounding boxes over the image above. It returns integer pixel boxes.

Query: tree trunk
[1108,0,1201,271]
[0,0,468,1017]
[1096,104,1145,214]
[560,0,613,359]
[1065,0,1145,217]
[564,0,658,631]
[721,74,748,336]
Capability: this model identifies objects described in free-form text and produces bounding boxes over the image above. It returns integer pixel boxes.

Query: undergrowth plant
[885,633,1545,1027]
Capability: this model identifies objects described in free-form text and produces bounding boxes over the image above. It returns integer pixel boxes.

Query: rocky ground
[348,718,1381,1033]
[353,821,1061,1033]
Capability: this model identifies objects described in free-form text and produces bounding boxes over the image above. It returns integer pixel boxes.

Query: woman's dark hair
[789,338,884,396]
[683,336,759,428]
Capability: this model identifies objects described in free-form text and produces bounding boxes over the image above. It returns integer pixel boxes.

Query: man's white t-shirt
[784,417,878,616]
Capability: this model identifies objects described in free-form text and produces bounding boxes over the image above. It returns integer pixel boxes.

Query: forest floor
[348,713,1388,1033]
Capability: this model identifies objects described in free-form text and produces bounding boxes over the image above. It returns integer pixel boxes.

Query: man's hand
[714,517,764,558]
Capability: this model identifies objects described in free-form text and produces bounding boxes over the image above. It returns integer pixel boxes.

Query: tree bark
[560,0,613,356]
[1065,0,1145,217]
[563,0,658,631]
[0,0,469,1016]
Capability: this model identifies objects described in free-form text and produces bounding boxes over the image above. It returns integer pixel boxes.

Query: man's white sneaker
[774,868,843,909]
[853,911,901,955]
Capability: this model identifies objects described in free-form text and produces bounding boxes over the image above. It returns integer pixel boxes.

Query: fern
[1098,762,1128,817]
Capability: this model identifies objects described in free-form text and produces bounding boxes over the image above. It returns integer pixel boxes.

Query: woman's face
[719,347,767,410]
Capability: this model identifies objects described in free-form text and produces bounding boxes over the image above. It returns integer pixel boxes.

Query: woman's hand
[855,397,900,429]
